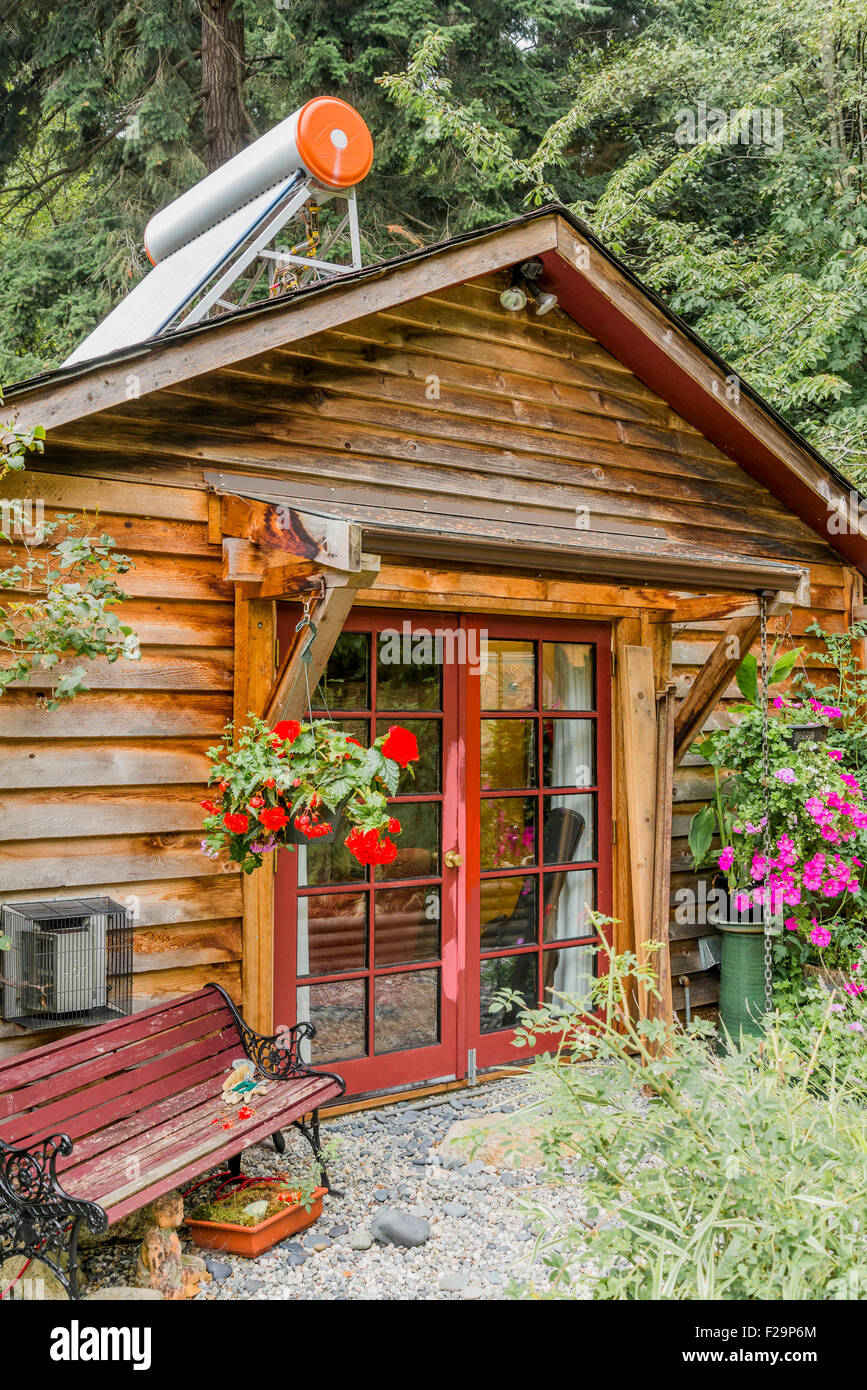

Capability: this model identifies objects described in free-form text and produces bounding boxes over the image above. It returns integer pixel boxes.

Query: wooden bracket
[672,613,762,766]
[621,645,658,1021]
[263,555,381,725]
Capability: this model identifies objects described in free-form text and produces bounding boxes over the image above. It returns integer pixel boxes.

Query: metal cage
[0,897,133,1030]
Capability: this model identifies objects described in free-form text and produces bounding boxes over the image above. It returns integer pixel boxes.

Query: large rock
[370,1208,430,1248]
[80,1188,184,1247]
[437,1113,550,1170]
[0,1256,68,1300]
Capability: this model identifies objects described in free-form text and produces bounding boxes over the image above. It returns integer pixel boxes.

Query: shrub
[496,931,867,1300]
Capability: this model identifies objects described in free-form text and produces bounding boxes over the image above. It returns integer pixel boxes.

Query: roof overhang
[6,205,866,577]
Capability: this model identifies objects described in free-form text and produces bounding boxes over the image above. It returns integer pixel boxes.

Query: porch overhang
[204,470,809,601]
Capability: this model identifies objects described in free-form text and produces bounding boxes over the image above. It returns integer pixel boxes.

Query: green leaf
[688,804,716,868]
[735,653,759,705]
[768,648,801,685]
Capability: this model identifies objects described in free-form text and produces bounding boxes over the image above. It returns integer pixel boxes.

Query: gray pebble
[438,1271,468,1292]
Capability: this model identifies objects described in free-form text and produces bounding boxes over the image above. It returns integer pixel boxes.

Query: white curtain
[547,644,595,1008]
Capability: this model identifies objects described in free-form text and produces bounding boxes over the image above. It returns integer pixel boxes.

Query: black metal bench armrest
[207,982,346,1098]
[0,1132,108,1297]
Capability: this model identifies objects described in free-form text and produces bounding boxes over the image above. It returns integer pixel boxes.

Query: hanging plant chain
[760,591,774,1015]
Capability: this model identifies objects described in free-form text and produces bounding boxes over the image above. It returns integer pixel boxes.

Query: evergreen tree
[0,0,605,379]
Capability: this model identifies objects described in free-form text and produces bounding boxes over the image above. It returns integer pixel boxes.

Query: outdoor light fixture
[526,281,559,316]
[500,260,558,316]
[499,282,528,311]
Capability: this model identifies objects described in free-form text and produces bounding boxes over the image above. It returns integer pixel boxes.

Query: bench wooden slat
[96,1077,342,1224]
[52,1043,242,1177]
[0,989,220,1090]
[68,1072,335,1207]
[9,1028,236,1148]
[0,1004,236,1125]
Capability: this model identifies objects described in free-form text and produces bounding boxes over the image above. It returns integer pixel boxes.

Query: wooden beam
[673,613,762,766]
[621,646,658,1020]
[234,592,276,1033]
[263,556,380,725]
[220,495,361,572]
[651,683,676,1026]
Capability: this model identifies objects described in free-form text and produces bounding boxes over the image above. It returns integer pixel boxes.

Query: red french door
[462,617,612,1070]
[274,609,611,1097]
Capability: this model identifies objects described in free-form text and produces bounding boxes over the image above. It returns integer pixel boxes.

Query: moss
[189,1180,315,1227]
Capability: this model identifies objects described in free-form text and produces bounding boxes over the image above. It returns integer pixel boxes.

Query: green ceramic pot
[718,920,767,1041]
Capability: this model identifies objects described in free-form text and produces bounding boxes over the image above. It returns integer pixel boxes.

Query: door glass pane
[481,641,535,710]
[480,954,537,1033]
[376,718,440,793]
[376,800,440,881]
[480,796,537,870]
[297,892,367,976]
[376,631,441,710]
[297,979,366,1062]
[542,643,594,711]
[542,943,595,1010]
[543,794,596,865]
[480,719,536,790]
[542,869,597,942]
[480,876,536,951]
[375,885,440,965]
[374,969,439,1053]
[542,719,596,788]
[315,632,369,711]
[298,839,367,889]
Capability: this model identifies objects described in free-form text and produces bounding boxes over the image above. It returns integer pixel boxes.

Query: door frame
[459,613,613,1072]
[273,606,463,1096]
[273,606,613,1094]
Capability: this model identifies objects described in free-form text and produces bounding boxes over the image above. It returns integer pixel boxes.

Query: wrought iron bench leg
[292,1109,342,1196]
[272,1130,287,1155]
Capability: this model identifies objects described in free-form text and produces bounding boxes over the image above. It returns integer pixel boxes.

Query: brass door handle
[444,849,463,869]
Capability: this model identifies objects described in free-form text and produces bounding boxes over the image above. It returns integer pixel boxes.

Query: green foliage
[1,389,140,705]
[202,714,418,873]
[379,0,867,483]
[0,0,609,381]
[794,619,867,774]
[493,937,867,1300]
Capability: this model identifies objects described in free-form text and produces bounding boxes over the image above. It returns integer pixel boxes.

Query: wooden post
[611,618,641,964]
[651,683,676,1025]
[234,590,276,1033]
[621,645,658,1019]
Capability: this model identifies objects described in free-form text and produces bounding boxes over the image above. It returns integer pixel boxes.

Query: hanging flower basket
[785,723,828,748]
[200,716,419,874]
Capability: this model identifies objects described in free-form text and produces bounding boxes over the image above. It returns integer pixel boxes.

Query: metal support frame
[0,1133,107,1300]
[162,178,363,337]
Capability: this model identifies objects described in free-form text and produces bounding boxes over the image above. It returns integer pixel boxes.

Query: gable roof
[6,203,866,577]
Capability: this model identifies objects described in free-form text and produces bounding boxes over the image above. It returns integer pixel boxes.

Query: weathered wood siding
[0,270,852,1046]
[0,471,240,1057]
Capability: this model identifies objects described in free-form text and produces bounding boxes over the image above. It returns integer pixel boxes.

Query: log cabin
[2,204,866,1099]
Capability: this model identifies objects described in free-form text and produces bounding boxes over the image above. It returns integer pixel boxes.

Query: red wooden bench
[0,983,344,1298]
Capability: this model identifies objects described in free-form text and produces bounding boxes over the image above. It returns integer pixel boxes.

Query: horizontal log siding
[2,272,853,1035]
[0,475,240,1059]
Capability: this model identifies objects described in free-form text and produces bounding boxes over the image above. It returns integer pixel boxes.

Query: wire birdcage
[0,897,133,1029]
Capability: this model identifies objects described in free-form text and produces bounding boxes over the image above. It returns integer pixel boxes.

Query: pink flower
[774,768,797,784]
[826,748,843,761]
[809,923,832,948]
[718,846,734,872]
[850,1022,865,1033]
[784,916,798,932]
[772,696,784,709]
[734,892,751,912]
[841,772,860,791]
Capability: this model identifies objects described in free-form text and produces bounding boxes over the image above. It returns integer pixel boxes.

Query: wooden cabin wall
[0,468,241,1059]
[1,269,855,1042]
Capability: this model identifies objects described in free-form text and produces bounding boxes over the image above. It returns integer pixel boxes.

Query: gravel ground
[79,1077,588,1301]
